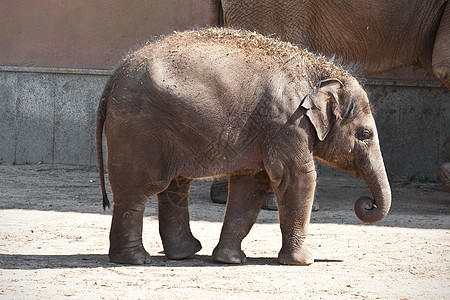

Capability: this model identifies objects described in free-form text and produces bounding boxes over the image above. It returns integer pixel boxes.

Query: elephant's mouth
[349,169,360,179]
[337,167,360,179]
[340,163,360,178]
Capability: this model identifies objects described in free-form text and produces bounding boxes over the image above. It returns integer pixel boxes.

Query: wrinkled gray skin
[96,28,391,266]
[210,0,450,89]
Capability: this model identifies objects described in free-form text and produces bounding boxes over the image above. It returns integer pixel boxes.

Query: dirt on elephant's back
[0,164,448,299]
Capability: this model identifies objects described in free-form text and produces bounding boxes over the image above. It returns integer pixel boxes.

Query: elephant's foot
[163,235,202,260]
[278,246,314,266]
[212,245,247,264]
[109,244,152,265]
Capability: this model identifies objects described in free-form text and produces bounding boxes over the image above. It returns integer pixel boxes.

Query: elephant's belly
[177,141,265,179]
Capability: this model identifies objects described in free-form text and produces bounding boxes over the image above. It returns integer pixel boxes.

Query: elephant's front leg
[157,176,202,260]
[274,168,317,265]
[212,171,270,264]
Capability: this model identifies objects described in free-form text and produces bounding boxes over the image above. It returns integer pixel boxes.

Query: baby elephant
[96,28,391,266]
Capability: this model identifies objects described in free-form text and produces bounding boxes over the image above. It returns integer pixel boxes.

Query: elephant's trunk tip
[354,196,391,223]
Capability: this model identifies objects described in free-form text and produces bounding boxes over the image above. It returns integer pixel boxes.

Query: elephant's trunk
[354,154,392,223]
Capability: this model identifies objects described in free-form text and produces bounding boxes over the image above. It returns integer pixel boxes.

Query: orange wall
[1,0,209,69]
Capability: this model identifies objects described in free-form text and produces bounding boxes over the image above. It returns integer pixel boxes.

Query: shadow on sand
[0,253,344,270]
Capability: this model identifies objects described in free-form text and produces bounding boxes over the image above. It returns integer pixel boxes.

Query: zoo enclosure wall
[0,0,448,180]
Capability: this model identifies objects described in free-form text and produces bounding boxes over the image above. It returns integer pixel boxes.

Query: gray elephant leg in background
[210,177,277,209]
[211,178,320,210]
[439,163,450,193]
[212,171,271,264]
[157,176,202,260]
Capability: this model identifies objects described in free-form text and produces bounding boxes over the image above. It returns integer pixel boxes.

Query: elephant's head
[300,78,391,223]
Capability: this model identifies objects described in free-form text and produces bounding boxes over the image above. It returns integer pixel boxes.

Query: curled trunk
[354,160,392,223]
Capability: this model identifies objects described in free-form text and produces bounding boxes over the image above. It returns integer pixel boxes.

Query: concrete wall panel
[0,72,18,163]
[366,83,449,179]
[397,87,440,178]
[54,75,107,165]
[366,84,402,177]
[15,73,55,164]
[0,68,110,165]
[439,93,450,164]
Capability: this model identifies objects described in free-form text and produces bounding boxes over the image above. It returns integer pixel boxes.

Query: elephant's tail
[95,82,112,210]
[209,0,224,27]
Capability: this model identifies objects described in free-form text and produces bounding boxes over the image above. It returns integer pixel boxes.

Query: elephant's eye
[357,128,372,141]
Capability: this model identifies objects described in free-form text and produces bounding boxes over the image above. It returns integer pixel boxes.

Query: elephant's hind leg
[109,193,152,265]
[157,176,202,260]
[107,145,171,265]
[212,171,270,264]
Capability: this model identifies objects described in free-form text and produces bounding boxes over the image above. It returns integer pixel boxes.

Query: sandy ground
[0,164,449,299]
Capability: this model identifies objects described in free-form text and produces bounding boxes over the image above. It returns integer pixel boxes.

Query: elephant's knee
[432,63,450,89]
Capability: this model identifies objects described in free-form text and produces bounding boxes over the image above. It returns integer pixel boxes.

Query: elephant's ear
[301,79,343,141]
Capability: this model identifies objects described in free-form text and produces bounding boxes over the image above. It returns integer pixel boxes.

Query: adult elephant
[210,0,449,89]
[210,0,450,193]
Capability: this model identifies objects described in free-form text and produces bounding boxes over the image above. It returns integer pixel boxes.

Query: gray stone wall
[0,66,448,179]
[366,80,449,180]
[0,66,110,165]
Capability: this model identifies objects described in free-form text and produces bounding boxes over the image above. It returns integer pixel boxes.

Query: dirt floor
[0,164,449,299]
